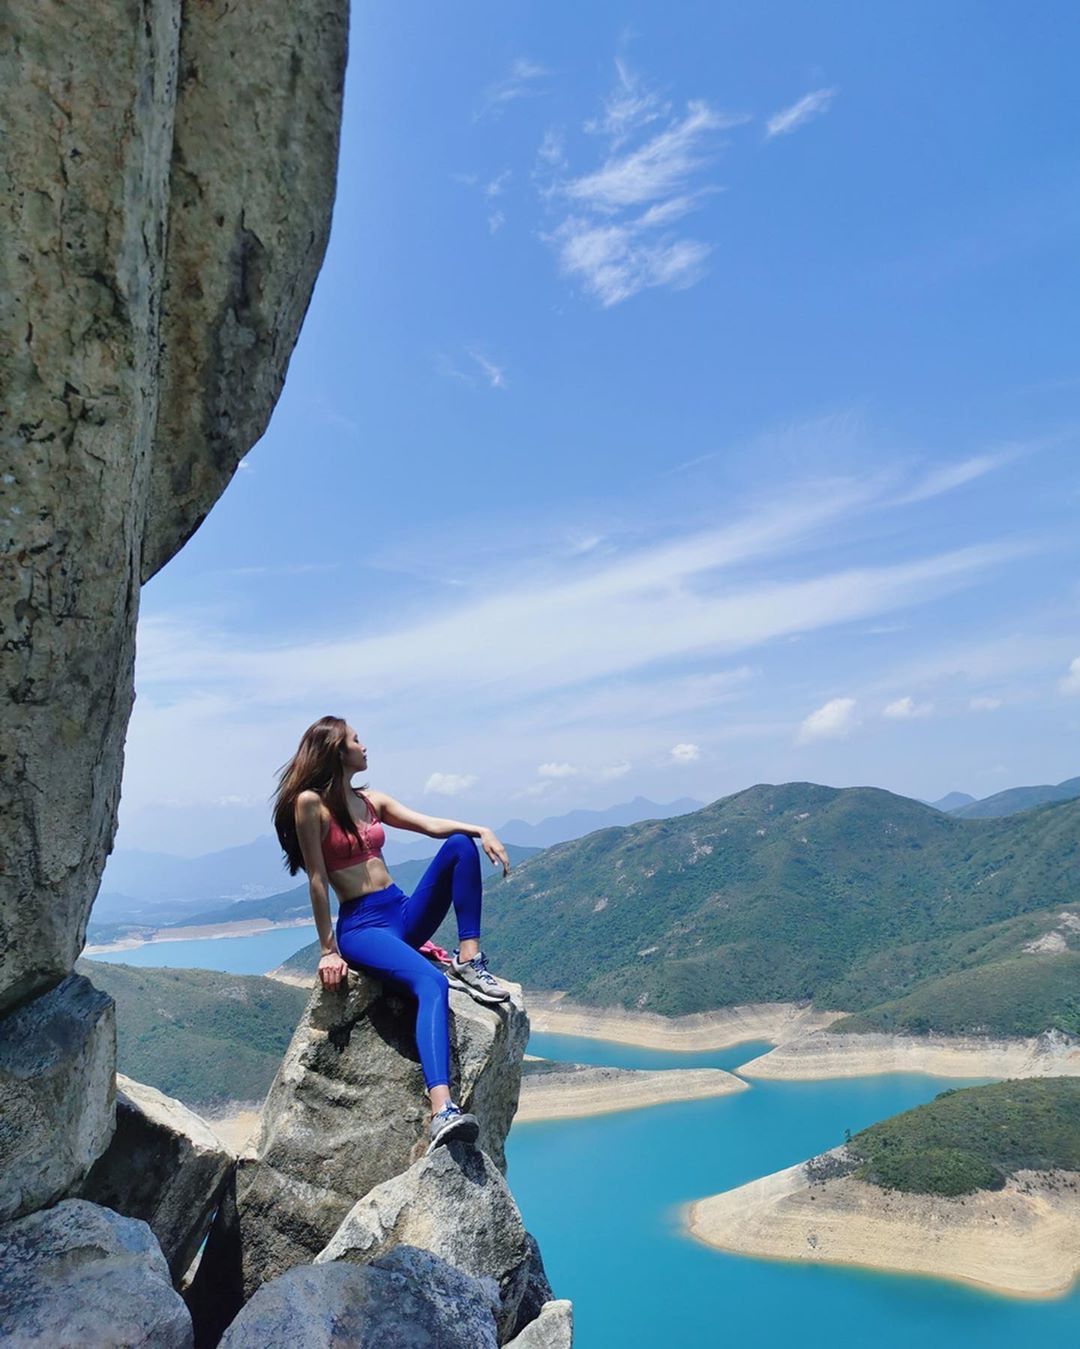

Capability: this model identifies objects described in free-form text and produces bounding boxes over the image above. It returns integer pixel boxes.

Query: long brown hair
[271,715,365,875]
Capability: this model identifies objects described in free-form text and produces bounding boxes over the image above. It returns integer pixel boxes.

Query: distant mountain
[95,795,704,912]
[950,776,1080,820]
[496,795,704,849]
[927,792,976,812]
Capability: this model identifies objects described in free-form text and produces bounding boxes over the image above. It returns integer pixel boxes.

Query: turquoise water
[508,1036,1080,1348]
[83,925,317,974]
[89,932,1080,1345]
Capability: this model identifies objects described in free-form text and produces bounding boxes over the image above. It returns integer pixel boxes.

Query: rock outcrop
[78,1073,233,1282]
[506,1300,574,1349]
[217,1249,501,1349]
[0,974,115,1223]
[187,972,529,1318]
[0,0,349,1017]
[0,1198,194,1347]
[316,1143,530,1343]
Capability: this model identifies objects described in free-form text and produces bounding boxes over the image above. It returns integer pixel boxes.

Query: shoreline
[84,917,315,955]
[736,1029,1080,1081]
[524,991,843,1051]
[516,1061,748,1122]
[685,1154,1080,1299]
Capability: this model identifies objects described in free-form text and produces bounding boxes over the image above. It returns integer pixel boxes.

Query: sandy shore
[686,1154,1080,1298]
[84,917,314,955]
[516,1061,748,1122]
[206,1108,263,1154]
[737,1029,1080,1081]
[525,991,842,1051]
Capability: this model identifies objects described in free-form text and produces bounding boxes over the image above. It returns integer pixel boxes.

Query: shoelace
[433,1102,461,1123]
[468,953,499,986]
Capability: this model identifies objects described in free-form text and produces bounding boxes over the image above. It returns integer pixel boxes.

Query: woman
[272,715,512,1153]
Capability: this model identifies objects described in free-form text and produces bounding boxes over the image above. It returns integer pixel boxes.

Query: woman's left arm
[367,791,510,876]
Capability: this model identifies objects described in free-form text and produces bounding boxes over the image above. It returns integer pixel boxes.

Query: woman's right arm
[295,792,349,990]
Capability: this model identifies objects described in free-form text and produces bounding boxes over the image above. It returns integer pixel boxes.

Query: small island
[516,1056,747,1121]
[686,1078,1080,1298]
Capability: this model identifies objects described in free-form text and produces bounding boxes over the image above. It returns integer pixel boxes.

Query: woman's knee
[442,832,475,859]
[417,970,449,1007]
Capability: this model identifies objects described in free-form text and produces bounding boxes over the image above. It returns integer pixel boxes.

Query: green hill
[845,1078,1080,1196]
[276,784,1080,1033]
[77,959,308,1110]
[833,952,1080,1038]
[952,775,1080,819]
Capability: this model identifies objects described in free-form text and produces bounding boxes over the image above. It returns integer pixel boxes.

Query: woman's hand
[318,951,349,990]
[478,828,510,877]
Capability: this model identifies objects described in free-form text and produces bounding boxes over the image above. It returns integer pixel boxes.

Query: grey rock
[505,1300,574,1349]
[217,1250,499,1349]
[0,975,115,1222]
[77,1073,233,1282]
[316,1143,530,1342]
[198,972,528,1300]
[0,1197,193,1348]
[0,0,348,1018]
[509,1232,556,1339]
[143,0,349,581]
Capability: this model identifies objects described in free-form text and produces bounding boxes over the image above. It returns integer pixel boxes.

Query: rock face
[217,1250,500,1349]
[78,1073,233,1282]
[506,1301,574,1349]
[0,974,115,1223]
[316,1143,530,1343]
[188,973,529,1323]
[0,0,349,1018]
[509,1232,556,1340]
[0,1198,193,1348]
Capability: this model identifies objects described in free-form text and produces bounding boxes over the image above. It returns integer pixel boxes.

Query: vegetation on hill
[845,1078,1080,1196]
[277,785,1080,1031]
[834,952,1080,1038]
[77,959,307,1110]
[951,775,1080,820]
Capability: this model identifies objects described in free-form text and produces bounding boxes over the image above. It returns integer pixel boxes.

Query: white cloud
[584,57,668,146]
[424,772,477,796]
[477,58,548,121]
[969,695,1003,711]
[882,696,934,720]
[544,82,746,306]
[596,760,631,781]
[536,128,566,171]
[469,350,507,389]
[797,697,857,744]
[1060,657,1080,695]
[670,742,700,762]
[896,451,1016,506]
[563,101,735,213]
[765,88,836,139]
[484,170,511,198]
[538,762,578,778]
[487,211,506,234]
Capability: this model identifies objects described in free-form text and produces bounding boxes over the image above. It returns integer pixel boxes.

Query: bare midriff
[325,849,394,903]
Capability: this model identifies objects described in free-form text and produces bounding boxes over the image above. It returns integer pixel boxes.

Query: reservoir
[88,930,1080,1345]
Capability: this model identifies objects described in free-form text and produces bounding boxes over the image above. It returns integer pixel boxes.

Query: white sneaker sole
[425,1112,480,1155]
[446,971,511,1005]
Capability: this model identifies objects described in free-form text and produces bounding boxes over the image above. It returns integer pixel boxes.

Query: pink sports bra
[321,790,386,873]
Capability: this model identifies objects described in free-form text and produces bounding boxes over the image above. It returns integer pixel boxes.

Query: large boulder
[0,974,115,1222]
[0,1198,193,1348]
[0,0,348,1018]
[217,1249,500,1349]
[77,1073,233,1282]
[185,974,527,1329]
[509,1232,556,1340]
[316,1143,530,1343]
[506,1300,574,1349]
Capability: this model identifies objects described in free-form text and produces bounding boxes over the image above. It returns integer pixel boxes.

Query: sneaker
[426,1102,479,1155]
[447,949,511,1003]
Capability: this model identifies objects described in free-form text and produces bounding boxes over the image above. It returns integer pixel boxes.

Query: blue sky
[124,1,1080,854]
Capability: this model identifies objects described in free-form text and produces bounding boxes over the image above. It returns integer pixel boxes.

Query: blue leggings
[335,832,483,1091]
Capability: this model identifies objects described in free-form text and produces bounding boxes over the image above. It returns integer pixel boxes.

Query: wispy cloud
[1060,657,1080,695]
[436,349,508,389]
[969,695,1003,711]
[765,88,836,139]
[882,695,933,720]
[797,697,857,743]
[469,349,507,389]
[541,64,746,306]
[670,742,700,762]
[538,762,579,778]
[477,58,548,121]
[896,451,1018,506]
[424,772,477,796]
